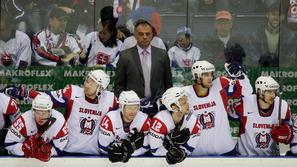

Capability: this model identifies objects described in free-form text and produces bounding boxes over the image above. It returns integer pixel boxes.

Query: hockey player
[99,90,150,163]
[184,60,253,156]
[168,27,201,68]
[33,7,83,66]
[4,69,118,155]
[231,76,293,156]
[149,87,200,164]
[5,94,68,162]
[79,6,123,68]
[0,93,20,155]
[0,12,31,67]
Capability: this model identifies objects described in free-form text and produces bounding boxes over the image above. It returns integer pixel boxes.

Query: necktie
[141,50,151,97]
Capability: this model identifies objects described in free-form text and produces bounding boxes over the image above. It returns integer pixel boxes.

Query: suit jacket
[115,46,172,98]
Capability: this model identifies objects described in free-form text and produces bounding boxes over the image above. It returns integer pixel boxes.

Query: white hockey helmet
[162,87,186,112]
[119,90,140,111]
[32,94,53,114]
[255,76,279,94]
[191,60,215,79]
[87,70,110,95]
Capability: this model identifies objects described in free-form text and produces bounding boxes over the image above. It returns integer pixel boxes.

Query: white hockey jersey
[98,109,150,156]
[121,36,166,51]
[33,28,81,66]
[168,46,201,68]
[81,32,122,67]
[184,76,252,156]
[45,84,118,155]
[0,30,32,67]
[0,93,20,129]
[148,110,200,156]
[5,109,68,156]
[291,115,297,154]
[235,95,292,156]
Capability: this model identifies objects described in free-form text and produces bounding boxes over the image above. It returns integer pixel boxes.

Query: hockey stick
[276,78,284,156]
[40,117,57,144]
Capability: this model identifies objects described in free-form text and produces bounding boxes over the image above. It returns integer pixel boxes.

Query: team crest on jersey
[80,117,97,135]
[255,132,271,149]
[97,52,110,64]
[182,58,192,67]
[199,111,215,129]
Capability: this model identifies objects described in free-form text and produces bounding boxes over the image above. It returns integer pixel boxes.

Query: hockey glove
[224,62,245,80]
[22,137,35,158]
[128,128,145,150]
[32,143,52,162]
[108,142,133,163]
[170,128,190,145]
[271,124,293,144]
[3,85,29,100]
[166,147,187,165]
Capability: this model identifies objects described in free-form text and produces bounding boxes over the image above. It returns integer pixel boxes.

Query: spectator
[201,10,247,67]
[0,12,32,67]
[79,6,122,68]
[249,1,297,67]
[115,19,172,99]
[168,27,201,68]
[33,7,84,66]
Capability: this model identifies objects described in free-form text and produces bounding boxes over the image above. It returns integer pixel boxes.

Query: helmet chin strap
[198,78,208,89]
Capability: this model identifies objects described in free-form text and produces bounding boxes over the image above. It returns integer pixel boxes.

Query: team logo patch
[255,132,271,149]
[80,117,97,135]
[97,52,110,64]
[199,111,215,130]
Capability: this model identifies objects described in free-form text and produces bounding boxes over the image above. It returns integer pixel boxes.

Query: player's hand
[108,142,132,163]
[271,123,293,144]
[224,62,245,80]
[1,53,13,66]
[32,143,52,162]
[3,85,29,100]
[166,147,187,165]
[170,128,190,145]
[128,128,144,150]
[22,137,35,158]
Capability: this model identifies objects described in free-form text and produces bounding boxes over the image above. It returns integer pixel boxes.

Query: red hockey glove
[22,137,35,158]
[271,124,293,144]
[32,143,52,162]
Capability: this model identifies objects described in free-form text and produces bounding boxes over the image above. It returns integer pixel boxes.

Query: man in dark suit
[115,19,172,99]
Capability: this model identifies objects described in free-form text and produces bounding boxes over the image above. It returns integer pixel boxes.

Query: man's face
[266,11,285,28]
[34,109,50,126]
[199,72,214,88]
[49,16,68,34]
[177,34,191,49]
[215,19,232,37]
[84,77,99,97]
[263,90,277,105]
[123,104,139,123]
[134,24,153,49]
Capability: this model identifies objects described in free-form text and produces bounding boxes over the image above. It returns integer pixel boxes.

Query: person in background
[168,27,201,68]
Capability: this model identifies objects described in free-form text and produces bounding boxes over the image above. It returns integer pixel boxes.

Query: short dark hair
[134,19,153,30]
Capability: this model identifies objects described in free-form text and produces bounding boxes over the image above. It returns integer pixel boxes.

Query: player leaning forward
[5,94,68,162]
[184,60,253,156]
[99,90,150,163]
[149,87,200,164]
[4,70,118,155]
[231,76,293,156]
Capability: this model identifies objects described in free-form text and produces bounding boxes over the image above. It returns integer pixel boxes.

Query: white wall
[0,157,296,167]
